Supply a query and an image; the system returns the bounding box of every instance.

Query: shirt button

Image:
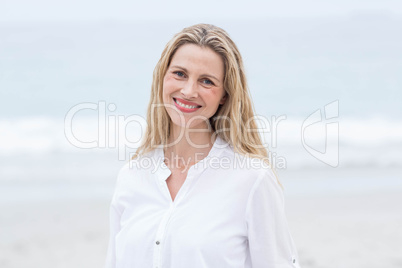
[156,241,160,245]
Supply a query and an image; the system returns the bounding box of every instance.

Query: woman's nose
[180,79,198,99]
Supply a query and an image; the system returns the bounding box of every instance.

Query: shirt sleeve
[104,166,126,268]
[245,168,301,268]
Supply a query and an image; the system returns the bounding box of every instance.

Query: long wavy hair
[132,23,278,182]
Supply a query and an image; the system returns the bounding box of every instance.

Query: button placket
[152,203,175,268]
[151,148,214,268]
[291,255,298,266]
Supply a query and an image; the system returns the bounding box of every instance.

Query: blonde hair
[132,23,278,183]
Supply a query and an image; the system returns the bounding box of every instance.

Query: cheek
[162,84,172,103]
[204,90,224,106]
[163,76,177,93]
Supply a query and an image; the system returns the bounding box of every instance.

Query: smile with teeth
[174,98,201,109]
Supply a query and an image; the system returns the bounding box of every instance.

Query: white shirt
[105,136,300,268]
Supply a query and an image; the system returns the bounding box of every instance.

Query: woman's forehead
[169,44,224,77]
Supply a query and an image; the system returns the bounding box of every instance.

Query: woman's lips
[174,98,201,107]
[173,98,202,113]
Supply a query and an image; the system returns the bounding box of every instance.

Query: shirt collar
[153,135,230,181]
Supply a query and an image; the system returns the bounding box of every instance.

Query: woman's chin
[170,119,212,131]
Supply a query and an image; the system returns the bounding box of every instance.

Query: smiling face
[162,43,226,131]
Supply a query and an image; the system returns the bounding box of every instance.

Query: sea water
[0,18,401,200]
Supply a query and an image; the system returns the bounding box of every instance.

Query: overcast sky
[1,0,401,21]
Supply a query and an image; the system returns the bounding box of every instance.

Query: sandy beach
[1,160,401,268]
[286,192,402,268]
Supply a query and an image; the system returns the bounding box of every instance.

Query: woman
[105,23,300,268]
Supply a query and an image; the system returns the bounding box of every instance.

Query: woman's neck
[164,125,216,170]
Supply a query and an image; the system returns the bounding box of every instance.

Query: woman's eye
[202,79,214,85]
[174,71,185,77]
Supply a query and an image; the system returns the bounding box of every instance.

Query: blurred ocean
[1,16,402,181]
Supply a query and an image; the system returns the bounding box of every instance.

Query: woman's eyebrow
[170,65,220,83]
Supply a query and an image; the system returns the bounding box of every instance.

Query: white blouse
[105,136,300,268]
